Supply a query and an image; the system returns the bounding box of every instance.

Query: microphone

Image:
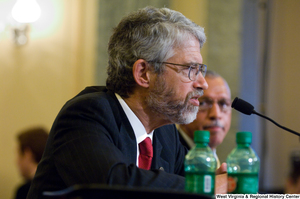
[232,97,300,137]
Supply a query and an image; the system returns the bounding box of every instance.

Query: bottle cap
[236,131,252,144]
[194,130,210,143]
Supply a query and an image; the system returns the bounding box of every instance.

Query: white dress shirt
[116,94,153,167]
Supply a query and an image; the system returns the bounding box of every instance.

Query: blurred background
[0,0,299,198]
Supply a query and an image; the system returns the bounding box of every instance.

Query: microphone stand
[252,110,300,137]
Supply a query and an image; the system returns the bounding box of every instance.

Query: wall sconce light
[11,0,41,46]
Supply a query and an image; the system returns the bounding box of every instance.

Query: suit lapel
[107,89,137,165]
[119,123,137,165]
[151,130,170,172]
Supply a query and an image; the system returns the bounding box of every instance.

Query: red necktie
[138,137,153,170]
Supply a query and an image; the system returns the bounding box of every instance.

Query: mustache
[173,89,204,109]
[204,120,224,129]
[187,89,204,100]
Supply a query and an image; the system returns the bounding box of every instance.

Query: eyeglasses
[154,62,207,81]
[199,98,231,112]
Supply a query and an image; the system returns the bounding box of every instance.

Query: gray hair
[106,6,206,98]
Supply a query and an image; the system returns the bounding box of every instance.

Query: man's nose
[193,73,208,90]
[208,102,222,119]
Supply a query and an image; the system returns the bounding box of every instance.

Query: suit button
[159,167,164,171]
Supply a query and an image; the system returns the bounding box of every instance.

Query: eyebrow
[199,97,231,101]
[199,97,211,100]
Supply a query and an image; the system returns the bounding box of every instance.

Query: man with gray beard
[27,7,225,199]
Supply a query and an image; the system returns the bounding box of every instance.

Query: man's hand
[215,162,227,194]
[216,162,227,175]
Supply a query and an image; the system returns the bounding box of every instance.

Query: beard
[146,75,203,124]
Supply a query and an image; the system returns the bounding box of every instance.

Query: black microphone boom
[231,97,300,137]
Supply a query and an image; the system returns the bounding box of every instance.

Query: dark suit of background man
[26,6,224,199]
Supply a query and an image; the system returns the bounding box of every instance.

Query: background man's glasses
[199,98,231,112]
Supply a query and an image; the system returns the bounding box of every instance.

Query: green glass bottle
[227,132,260,193]
[185,130,216,196]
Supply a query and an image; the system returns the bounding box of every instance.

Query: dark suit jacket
[27,86,187,199]
[178,130,192,150]
[14,181,31,199]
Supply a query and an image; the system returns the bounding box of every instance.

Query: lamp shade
[11,0,41,23]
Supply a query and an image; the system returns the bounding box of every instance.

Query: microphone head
[231,97,254,115]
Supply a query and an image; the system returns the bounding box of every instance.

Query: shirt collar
[177,126,195,148]
[115,93,153,144]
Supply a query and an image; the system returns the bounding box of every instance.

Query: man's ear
[132,59,151,88]
[23,148,35,162]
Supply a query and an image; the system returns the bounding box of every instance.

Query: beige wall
[170,0,209,62]
[0,1,97,198]
[263,0,300,190]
